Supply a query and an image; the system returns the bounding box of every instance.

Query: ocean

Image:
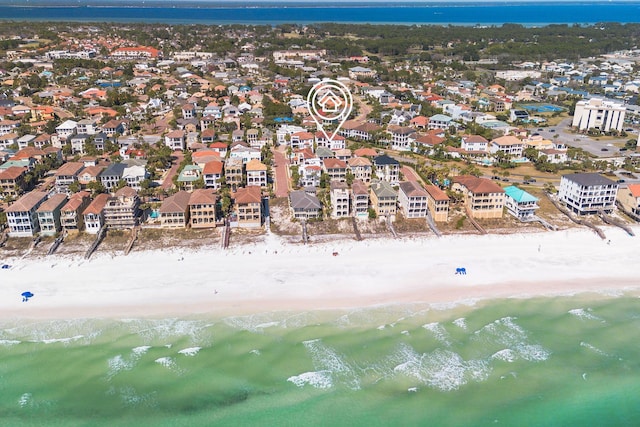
[2,294,640,426]
[0,2,640,25]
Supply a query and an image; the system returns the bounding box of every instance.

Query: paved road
[401,165,425,185]
[161,151,184,190]
[272,146,290,198]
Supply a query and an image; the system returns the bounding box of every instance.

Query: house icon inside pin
[317,89,343,113]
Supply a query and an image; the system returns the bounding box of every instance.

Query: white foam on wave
[154,357,175,368]
[569,308,604,322]
[250,349,261,355]
[0,339,20,346]
[422,322,451,346]
[491,349,517,363]
[473,317,550,362]
[18,393,32,408]
[40,335,85,344]
[132,345,151,356]
[107,355,135,380]
[391,343,491,392]
[178,347,201,356]
[287,370,333,389]
[580,341,610,357]
[452,318,467,330]
[302,339,360,390]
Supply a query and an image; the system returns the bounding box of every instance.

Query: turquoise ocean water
[2,294,640,426]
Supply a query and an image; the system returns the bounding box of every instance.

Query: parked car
[601,148,609,151]
[529,178,537,182]
[617,179,626,183]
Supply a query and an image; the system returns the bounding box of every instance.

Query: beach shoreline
[1,226,637,320]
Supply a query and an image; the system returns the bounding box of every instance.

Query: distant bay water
[0,2,640,25]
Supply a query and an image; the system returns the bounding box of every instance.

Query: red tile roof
[83,193,110,215]
[453,175,505,194]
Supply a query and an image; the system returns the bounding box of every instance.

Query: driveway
[272,146,290,198]
[161,151,184,190]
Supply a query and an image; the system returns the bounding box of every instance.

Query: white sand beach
[1,226,638,319]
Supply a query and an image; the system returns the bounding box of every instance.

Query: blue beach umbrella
[21,291,34,300]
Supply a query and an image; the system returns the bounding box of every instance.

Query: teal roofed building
[177,164,202,191]
[504,185,539,219]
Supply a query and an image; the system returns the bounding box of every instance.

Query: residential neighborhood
[1,21,640,257]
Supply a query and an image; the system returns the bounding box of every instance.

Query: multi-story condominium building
[330,181,350,218]
[398,181,428,218]
[370,180,398,217]
[558,173,618,215]
[452,175,505,219]
[159,191,191,229]
[351,179,370,218]
[60,191,91,233]
[373,154,400,185]
[37,193,68,236]
[489,135,524,158]
[424,184,450,222]
[504,185,540,219]
[233,186,262,228]
[104,187,140,229]
[245,159,268,188]
[5,191,48,237]
[572,98,626,132]
[83,193,110,234]
[189,189,218,229]
[55,162,84,194]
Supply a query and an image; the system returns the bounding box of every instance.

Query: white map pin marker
[307,79,353,144]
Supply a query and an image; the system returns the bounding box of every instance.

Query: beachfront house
[104,186,140,229]
[60,191,91,233]
[159,190,191,229]
[37,193,68,236]
[351,179,370,218]
[617,183,640,218]
[330,181,350,218]
[398,181,428,218]
[83,193,110,234]
[558,173,618,215]
[233,186,262,228]
[452,175,505,219]
[5,191,48,237]
[370,180,398,218]
[504,185,539,220]
[290,190,322,220]
[424,184,450,222]
[189,188,219,229]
